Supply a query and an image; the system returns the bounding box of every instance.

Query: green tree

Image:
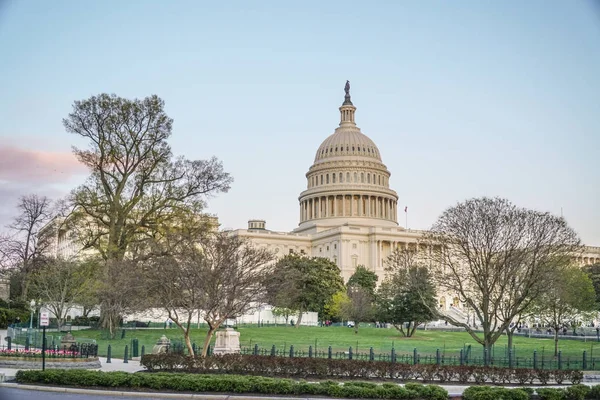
[376,249,437,337]
[532,265,597,356]
[322,291,348,322]
[62,94,232,337]
[342,266,378,333]
[346,265,378,295]
[583,263,600,307]
[267,255,344,328]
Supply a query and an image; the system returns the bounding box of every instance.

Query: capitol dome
[296,82,400,233]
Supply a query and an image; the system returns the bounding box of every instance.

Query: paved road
[0,387,169,400]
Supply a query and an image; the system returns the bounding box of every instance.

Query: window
[326,174,329,184]
[352,257,358,268]
[367,174,370,183]
[332,174,336,183]
[361,173,364,183]
[334,243,337,250]
[300,249,305,254]
[354,172,357,182]
[289,249,294,254]
[339,173,343,182]
[352,243,357,249]
[311,176,314,186]
[379,175,381,185]
[320,175,323,184]
[346,172,350,182]
[326,246,329,251]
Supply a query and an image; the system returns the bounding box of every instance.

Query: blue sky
[0,0,599,245]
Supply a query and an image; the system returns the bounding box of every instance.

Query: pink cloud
[0,144,87,183]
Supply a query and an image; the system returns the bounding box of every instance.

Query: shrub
[537,388,565,400]
[462,386,530,400]
[15,369,448,399]
[564,384,589,400]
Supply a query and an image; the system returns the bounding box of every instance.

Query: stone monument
[60,332,77,351]
[213,327,240,355]
[152,335,171,354]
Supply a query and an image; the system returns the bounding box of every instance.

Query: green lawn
[69,325,600,364]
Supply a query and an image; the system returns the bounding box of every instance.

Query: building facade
[230,83,600,312]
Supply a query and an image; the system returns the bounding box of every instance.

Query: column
[333,195,337,216]
[378,240,383,270]
[342,195,346,216]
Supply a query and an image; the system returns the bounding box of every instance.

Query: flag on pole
[404,206,407,213]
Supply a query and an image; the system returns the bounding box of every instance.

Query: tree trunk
[483,340,493,365]
[184,329,194,357]
[354,322,359,334]
[393,324,406,337]
[409,322,418,337]
[201,326,216,357]
[295,310,303,329]
[506,328,514,350]
[554,328,559,357]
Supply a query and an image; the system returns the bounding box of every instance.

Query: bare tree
[1,195,54,300]
[424,197,580,363]
[28,258,99,331]
[62,94,232,334]
[199,233,275,357]
[342,286,374,334]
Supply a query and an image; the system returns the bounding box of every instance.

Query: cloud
[0,144,87,183]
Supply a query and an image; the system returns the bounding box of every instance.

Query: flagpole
[404,206,408,229]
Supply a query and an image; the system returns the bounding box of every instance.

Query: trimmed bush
[462,386,530,400]
[140,353,583,385]
[15,369,448,399]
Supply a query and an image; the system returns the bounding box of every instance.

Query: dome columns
[299,194,398,223]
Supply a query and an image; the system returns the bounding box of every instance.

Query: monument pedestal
[213,328,240,355]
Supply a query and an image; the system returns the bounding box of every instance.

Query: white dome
[314,128,382,163]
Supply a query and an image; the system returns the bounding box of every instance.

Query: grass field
[66,325,600,363]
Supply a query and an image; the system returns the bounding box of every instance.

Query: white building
[230,83,600,313]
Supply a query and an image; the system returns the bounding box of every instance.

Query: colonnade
[580,256,600,266]
[299,194,397,223]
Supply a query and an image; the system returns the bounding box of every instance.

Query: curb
[0,382,465,399]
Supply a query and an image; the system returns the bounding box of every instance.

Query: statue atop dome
[343,80,353,105]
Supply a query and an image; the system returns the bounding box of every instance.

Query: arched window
[332,174,336,183]
[326,174,329,184]
[339,173,343,183]
[361,173,364,183]
[353,172,357,182]
[346,172,350,182]
[367,174,371,183]
[379,175,381,185]
[320,175,323,185]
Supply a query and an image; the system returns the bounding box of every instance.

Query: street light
[28,299,36,348]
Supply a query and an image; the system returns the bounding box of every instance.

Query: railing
[0,342,98,359]
[229,344,600,371]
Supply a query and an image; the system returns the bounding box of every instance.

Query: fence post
[140,345,145,359]
[533,350,538,370]
[558,351,562,370]
[271,345,276,356]
[459,349,464,366]
[328,346,332,359]
[192,343,197,355]
[391,348,396,363]
[436,349,441,365]
[106,344,112,363]
[25,336,29,351]
[349,347,353,360]
[309,345,313,358]
[508,348,512,368]
[583,351,588,370]
[413,348,418,365]
[254,344,259,355]
[289,345,294,358]
[369,347,374,361]
[207,345,211,356]
[6,336,10,351]
[124,345,129,363]
[484,348,488,366]
[132,339,139,358]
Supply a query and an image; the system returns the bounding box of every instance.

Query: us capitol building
[230,82,600,302]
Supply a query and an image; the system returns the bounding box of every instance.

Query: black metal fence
[0,340,98,359]
[231,344,600,371]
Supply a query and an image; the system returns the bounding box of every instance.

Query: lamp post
[28,299,36,348]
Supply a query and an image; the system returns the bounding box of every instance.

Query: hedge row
[140,353,584,385]
[15,369,448,399]
[463,385,600,400]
